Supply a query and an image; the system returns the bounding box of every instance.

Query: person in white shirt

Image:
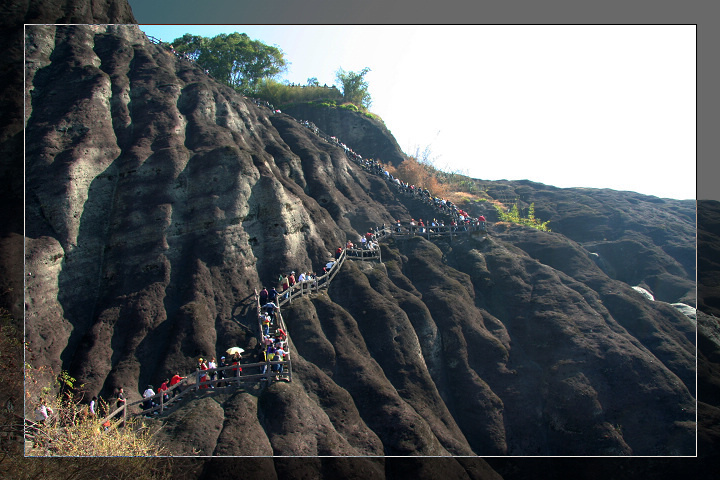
[143,385,156,412]
[208,357,217,386]
[34,400,53,423]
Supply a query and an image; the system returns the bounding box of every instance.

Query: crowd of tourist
[256,288,290,377]
[345,233,381,258]
[290,117,490,234]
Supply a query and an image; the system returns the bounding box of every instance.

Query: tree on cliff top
[336,67,372,109]
[171,32,287,93]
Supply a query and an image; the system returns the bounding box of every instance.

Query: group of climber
[393,214,486,235]
[345,231,380,256]
[294,116,491,232]
[389,180,488,231]
[139,351,251,415]
[257,290,290,377]
[197,354,244,388]
[140,372,188,414]
[276,271,319,297]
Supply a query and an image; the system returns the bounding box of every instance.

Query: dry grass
[24,352,166,457]
[27,410,166,457]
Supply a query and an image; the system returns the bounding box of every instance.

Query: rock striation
[23,23,697,459]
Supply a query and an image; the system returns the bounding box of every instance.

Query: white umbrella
[226,347,244,355]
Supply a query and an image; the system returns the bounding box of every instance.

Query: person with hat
[198,358,209,389]
[261,312,271,335]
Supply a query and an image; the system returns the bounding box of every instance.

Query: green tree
[172,32,287,93]
[335,67,372,109]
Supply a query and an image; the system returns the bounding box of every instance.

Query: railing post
[195,370,200,391]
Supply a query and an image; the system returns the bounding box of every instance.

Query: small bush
[338,102,359,112]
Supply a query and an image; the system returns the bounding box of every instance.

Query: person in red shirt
[158,379,169,402]
[169,373,185,397]
[231,352,242,377]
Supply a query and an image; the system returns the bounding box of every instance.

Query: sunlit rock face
[23,23,696,458]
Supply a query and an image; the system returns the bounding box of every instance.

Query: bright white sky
[139,25,696,200]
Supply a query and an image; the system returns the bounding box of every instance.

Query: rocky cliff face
[23,24,697,459]
[281,102,407,167]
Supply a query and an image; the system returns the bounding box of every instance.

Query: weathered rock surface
[21,23,698,461]
[281,103,407,167]
[696,200,720,468]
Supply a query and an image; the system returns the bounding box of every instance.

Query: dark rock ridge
[24,24,696,457]
[697,201,720,466]
[281,102,407,168]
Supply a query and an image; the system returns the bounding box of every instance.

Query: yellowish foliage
[24,360,166,457]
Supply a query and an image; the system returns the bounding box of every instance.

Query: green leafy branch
[494,202,551,231]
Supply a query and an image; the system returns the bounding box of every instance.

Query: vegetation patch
[494,202,551,231]
[338,102,360,112]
